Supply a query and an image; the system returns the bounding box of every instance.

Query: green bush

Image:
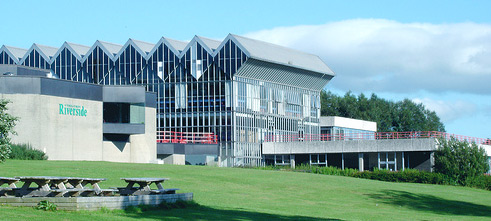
[9,143,47,160]
[464,175,491,191]
[434,137,488,185]
[354,169,450,185]
[311,166,358,177]
[0,143,11,163]
[0,99,18,163]
[36,200,57,211]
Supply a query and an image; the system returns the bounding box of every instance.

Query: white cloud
[245,19,491,95]
[412,98,477,123]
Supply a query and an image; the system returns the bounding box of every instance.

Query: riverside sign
[59,104,87,117]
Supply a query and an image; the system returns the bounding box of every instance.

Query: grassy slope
[1,160,491,220]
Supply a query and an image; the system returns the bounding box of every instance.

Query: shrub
[464,175,491,191]
[36,200,57,211]
[434,137,488,185]
[0,143,11,163]
[0,99,18,163]
[9,143,47,160]
[353,169,450,185]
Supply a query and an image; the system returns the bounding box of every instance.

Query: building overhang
[262,138,438,155]
[103,123,145,135]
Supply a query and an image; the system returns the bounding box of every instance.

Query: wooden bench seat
[150,188,179,194]
[0,187,15,197]
[95,189,116,196]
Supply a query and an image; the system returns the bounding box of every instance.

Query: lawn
[1,160,491,220]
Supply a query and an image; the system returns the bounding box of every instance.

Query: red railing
[157,131,218,144]
[265,131,491,145]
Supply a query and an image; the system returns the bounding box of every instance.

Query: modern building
[0,65,156,163]
[263,116,437,171]
[5,35,487,171]
[1,34,335,167]
[263,116,491,172]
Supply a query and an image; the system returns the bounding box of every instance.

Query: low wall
[0,193,193,211]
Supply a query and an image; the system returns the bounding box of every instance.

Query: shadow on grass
[366,190,491,217]
[121,203,341,221]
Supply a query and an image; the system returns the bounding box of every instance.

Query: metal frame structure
[2,34,335,167]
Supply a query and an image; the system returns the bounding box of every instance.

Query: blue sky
[1,0,490,138]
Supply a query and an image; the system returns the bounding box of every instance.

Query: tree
[0,99,17,162]
[320,90,445,132]
[434,137,488,185]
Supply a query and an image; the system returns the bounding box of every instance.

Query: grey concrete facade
[1,75,156,163]
[262,138,438,155]
[262,138,438,171]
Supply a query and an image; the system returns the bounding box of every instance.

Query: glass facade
[232,76,320,166]
[3,35,332,167]
[21,49,51,70]
[321,126,376,141]
[0,51,15,65]
[83,46,115,84]
[51,47,85,81]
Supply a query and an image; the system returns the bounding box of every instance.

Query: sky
[1,0,490,138]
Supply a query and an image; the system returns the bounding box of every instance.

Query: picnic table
[15,176,69,197]
[10,176,113,197]
[0,177,20,197]
[118,178,179,196]
[64,177,114,196]
[0,177,19,188]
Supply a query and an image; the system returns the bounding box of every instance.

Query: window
[103,102,145,124]
[379,152,397,171]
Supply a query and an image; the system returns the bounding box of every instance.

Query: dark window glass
[103,103,130,123]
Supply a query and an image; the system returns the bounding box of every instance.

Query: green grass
[1,160,491,220]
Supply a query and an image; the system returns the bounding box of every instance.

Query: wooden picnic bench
[0,177,19,188]
[64,177,114,196]
[0,177,20,197]
[14,176,69,197]
[118,178,179,196]
[11,176,113,197]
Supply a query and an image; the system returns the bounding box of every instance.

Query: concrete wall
[161,154,185,165]
[92,107,156,163]
[129,106,156,163]
[2,93,156,163]
[0,193,193,211]
[3,93,103,161]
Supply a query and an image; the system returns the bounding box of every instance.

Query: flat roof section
[320,116,377,132]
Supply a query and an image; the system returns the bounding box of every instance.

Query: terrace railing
[156,131,218,144]
[265,131,491,145]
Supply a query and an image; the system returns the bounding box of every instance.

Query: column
[290,154,295,169]
[358,153,364,171]
[430,152,435,172]
[341,153,345,170]
[402,152,405,171]
[377,153,380,169]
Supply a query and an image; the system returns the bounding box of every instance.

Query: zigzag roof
[0,45,28,63]
[51,42,91,62]
[3,34,335,77]
[19,43,58,64]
